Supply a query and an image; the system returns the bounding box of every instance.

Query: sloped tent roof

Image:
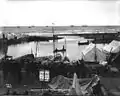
[82,43,106,62]
[103,40,120,53]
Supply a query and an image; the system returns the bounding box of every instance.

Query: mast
[52,23,55,58]
[35,42,38,57]
[31,48,33,54]
[64,36,67,57]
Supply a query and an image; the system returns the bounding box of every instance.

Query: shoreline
[0,36,63,46]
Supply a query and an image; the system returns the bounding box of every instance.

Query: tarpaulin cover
[48,74,93,95]
[48,75,72,89]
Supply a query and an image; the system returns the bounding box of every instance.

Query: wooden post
[0,70,4,87]
[94,38,97,62]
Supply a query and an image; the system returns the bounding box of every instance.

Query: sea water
[0,36,105,61]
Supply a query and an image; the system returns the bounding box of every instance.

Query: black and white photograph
[0,0,120,95]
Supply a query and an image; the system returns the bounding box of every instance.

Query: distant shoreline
[0,36,63,46]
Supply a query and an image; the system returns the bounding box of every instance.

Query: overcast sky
[0,0,120,26]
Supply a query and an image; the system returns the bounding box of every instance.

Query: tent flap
[103,40,120,53]
[82,43,106,62]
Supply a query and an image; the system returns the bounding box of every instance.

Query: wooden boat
[53,46,66,53]
[78,40,89,45]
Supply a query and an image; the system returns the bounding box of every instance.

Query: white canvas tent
[0,31,3,38]
[103,40,120,53]
[82,43,106,62]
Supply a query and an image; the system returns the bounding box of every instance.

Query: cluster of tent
[81,40,120,64]
[1,40,120,87]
